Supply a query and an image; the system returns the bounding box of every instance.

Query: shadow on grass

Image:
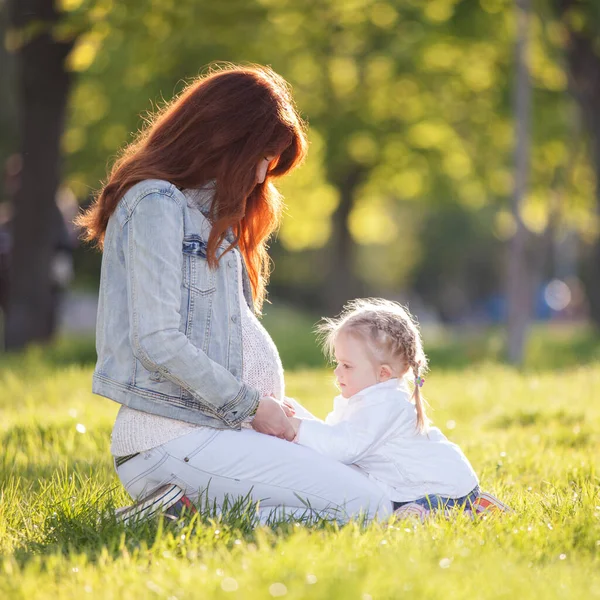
[0,423,113,486]
[489,409,585,429]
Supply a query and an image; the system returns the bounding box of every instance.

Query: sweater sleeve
[296,399,406,464]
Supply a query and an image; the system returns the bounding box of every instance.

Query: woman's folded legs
[115,426,392,524]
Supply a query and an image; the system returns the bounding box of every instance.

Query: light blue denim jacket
[92,179,260,429]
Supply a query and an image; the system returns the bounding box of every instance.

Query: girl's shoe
[472,491,511,514]
[115,484,197,525]
[393,502,430,522]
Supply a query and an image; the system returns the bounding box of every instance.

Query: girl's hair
[76,64,308,312]
[317,298,429,432]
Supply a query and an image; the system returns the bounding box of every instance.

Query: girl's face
[333,332,380,398]
[256,155,277,184]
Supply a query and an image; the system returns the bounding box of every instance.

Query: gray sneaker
[115,485,197,525]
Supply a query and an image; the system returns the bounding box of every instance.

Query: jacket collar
[181,181,254,311]
[184,180,238,245]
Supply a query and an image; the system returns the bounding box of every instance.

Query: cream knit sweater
[110,249,284,456]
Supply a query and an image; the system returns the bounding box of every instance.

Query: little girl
[289,298,508,518]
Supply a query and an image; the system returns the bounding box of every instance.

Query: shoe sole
[115,484,186,526]
[393,503,430,521]
[472,492,511,514]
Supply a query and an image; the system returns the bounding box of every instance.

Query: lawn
[0,326,599,599]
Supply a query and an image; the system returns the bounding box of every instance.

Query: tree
[507,0,533,364]
[556,0,600,327]
[4,0,74,349]
[0,2,17,172]
[10,0,595,337]
[3,0,277,348]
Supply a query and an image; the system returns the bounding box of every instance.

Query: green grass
[0,330,599,599]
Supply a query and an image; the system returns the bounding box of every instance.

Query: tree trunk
[5,0,74,350]
[506,0,533,365]
[324,167,364,314]
[0,8,18,165]
[557,1,600,328]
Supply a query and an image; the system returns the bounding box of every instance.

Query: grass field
[0,326,599,599]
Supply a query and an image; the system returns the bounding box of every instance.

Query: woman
[78,65,392,524]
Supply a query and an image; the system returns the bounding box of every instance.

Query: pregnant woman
[77,65,392,524]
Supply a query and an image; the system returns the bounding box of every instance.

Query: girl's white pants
[114,399,392,523]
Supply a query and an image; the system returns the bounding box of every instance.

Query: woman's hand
[251,397,296,441]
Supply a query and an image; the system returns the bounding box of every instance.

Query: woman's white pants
[114,400,392,523]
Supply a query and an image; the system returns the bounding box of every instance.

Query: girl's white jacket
[296,378,478,502]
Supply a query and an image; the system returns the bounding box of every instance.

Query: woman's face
[256,155,276,184]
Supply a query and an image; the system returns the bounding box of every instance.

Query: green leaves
[57,0,597,300]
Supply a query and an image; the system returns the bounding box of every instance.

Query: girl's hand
[281,397,296,417]
[288,416,302,439]
[263,395,296,416]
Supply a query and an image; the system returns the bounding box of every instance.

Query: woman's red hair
[76,64,308,311]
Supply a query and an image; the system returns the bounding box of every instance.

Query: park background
[0,1,599,599]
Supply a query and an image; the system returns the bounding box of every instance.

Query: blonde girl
[289,298,509,517]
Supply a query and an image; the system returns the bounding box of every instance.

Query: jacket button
[228,259,235,268]
[231,315,238,324]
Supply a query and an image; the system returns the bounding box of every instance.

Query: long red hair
[76,64,308,311]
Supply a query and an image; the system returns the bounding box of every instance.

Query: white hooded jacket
[296,378,478,502]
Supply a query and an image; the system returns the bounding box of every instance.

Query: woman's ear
[378,364,394,382]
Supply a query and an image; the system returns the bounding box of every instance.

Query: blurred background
[1,0,599,369]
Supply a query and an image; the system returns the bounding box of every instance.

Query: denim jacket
[92,179,260,429]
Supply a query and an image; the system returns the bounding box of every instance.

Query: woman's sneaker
[472,491,511,514]
[115,485,197,526]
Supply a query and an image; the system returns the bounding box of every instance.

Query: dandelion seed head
[146,581,163,594]
[269,582,287,597]
[221,577,238,592]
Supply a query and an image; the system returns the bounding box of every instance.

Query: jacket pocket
[182,235,216,295]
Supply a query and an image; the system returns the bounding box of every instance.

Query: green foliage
[52,0,598,309]
[0,334,599,598]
